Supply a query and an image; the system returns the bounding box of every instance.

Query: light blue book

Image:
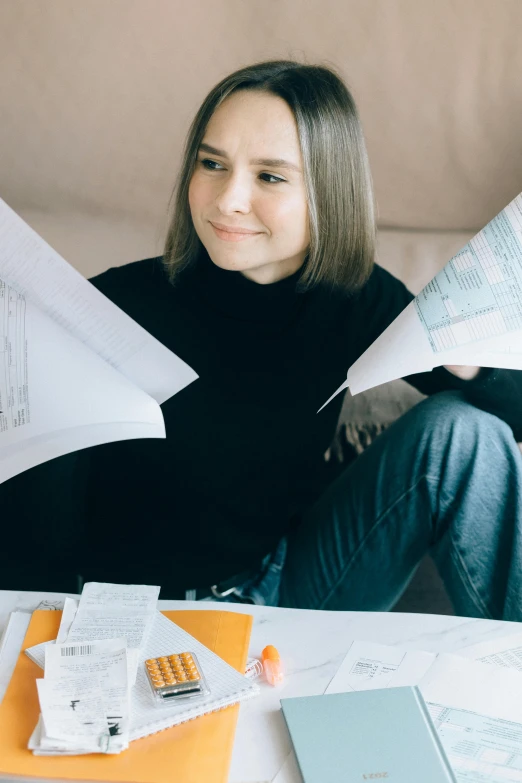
[281,686,456,783]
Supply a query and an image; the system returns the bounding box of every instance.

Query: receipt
[324,640,435,694]
[67,582,159,649]
[31,639,130,755]
[36,676,110,753]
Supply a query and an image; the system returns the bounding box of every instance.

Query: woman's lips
[210,223,262,242]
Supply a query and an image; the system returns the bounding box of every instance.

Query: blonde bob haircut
[164,59,376,292]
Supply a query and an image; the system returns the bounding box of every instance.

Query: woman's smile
[210,221,263,242]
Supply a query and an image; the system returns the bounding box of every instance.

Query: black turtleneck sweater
[2,251,522,593]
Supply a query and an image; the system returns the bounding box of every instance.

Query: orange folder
[0,609,253,783]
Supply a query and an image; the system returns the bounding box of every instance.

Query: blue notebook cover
[281,686,456,783]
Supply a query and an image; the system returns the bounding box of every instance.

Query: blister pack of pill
[144,652,210,703]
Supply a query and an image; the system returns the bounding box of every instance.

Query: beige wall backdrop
[1,0,521,282]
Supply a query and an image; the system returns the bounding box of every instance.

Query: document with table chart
[0,198,198,484]
[319,192,522,409]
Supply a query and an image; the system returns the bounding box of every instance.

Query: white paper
[31,638,130,755]
[0,280,168,483]
[0,612,31,704]
[457,633,522,672]
[67,582,159,650]
[324,640,436,694]
[65,582,159,687]
[37,675,109,746]
[419,653,522,782]
[0,198,197,403]
[0,199,199,483]
[320,192,522,407]
[56,598,79,644]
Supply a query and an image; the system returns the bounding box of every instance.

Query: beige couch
[2,0,521,611]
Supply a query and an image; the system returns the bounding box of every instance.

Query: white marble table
[1,590,521,783]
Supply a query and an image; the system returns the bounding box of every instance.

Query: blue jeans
[203,392,522,620]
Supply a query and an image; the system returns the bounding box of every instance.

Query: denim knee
[406,390,516,450]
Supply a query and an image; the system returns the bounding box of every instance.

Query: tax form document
[0,198,198,483]
[419,654,522,783]
[320,192,522,407]
[457,633,522,672]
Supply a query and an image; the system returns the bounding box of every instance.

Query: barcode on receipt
[60,645,94,657]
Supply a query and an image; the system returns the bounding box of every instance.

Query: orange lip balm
[261,645,284,686]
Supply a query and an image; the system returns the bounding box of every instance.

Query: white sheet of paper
[0,197,197,404]
[419,653,522,782]
[319,192,522,407]
[66,583,159,652]
[56,598,79,644]
[457,633,522,673]
[36,675,109,746]
[324,640,436,694]
[0,285,168,483]
[32,640,130,755]
[0,612,31,705]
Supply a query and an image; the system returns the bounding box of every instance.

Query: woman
[4,60,522,617]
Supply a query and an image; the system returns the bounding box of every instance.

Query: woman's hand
[443,365,481,381]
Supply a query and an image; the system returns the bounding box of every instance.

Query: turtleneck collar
[186,246,305,324]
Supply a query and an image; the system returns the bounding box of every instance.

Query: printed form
[420,654,522,783]
[0,198,198,483]
[0,281,28,436]
[319,192,522,408]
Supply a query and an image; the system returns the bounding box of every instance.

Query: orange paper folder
[0,609,253,783]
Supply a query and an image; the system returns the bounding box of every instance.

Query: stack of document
[0,600,256,783]
[27,582,160,755]
[30,638,130,755]
[22,582,259,749]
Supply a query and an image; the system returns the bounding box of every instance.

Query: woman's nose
[214,172,252,214]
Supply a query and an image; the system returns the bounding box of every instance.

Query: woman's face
[188,91,310,285]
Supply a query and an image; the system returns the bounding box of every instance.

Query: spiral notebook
[0,608,256,783]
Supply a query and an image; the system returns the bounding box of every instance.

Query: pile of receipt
[28,583,160,755]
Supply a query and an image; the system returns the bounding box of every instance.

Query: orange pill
[145,659,158,666]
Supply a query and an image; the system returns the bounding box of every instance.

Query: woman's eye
[260,173,285,184]
[200,158,223,170]
[198,159,284,184]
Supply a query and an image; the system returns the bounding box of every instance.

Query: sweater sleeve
[361,265,522,442]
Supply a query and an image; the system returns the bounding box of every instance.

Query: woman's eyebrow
[198,142,301,172]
